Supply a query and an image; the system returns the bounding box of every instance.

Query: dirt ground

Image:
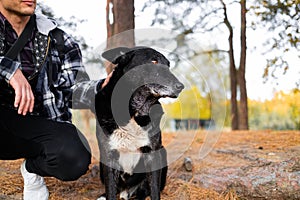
[0,130,299,200]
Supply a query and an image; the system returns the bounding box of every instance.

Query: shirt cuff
[0,57,21,83]
[95,79,105,93]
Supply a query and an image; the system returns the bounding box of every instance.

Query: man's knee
[55,143,91,181]
[62,151,91,181]
[44,130,91,181]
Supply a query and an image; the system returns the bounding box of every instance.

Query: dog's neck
[130,89,164,127]
[100,68,124,96]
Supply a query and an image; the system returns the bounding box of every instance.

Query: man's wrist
[0,57,21,83]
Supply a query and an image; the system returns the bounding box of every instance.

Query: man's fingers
[10,69,35,115]
[16,84,34,115]
[29,90,34,113]
[17,87,27,115]
[22,89,32,115]
[14,87,21,108]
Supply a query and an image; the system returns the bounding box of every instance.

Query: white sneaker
[21,160,49,200]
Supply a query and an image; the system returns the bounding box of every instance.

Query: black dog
[95,47,184,200]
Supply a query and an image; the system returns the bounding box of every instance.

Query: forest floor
[0,130,299,200]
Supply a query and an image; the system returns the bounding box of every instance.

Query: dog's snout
[175,82,184,92]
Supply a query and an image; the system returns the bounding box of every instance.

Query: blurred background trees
[251,0,299,82]
[140,0,299,130]
[248,89,300,130]
[40,0,300,131]
[105,0,135,73]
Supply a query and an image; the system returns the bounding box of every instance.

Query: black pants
[0,106,91,181]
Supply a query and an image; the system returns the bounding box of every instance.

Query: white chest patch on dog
[109,119,150,174]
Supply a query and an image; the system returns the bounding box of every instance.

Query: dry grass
[0,130,299,199]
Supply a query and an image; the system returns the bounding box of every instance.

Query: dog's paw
[120,190,129,200]
[97,196,106,200]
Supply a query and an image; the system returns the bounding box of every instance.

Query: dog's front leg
[145,152,161,200]
[103,164,118,200]
[103,150,120,200]
[148,169,161,200]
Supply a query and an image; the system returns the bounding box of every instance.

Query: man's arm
[9,69,34,115]
[71,72,112,112]
[0,56,34,115]
[55,31,112,112]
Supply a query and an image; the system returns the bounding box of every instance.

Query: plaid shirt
[0,13,103,122]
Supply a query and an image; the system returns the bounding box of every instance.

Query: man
[0,0,109,199]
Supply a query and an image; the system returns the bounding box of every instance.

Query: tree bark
[238,0,249,130]
[220,0,239,130]
[105,0,135,73]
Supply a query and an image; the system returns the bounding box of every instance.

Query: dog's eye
[151,60,158,64]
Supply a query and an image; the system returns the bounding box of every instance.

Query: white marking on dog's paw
[97,197,106,200]
[120,190,129,200]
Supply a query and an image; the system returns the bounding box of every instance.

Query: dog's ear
[102,47,131,64]
[112,51,135,66]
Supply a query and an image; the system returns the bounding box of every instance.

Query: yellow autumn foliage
[248,89,300,130]
[162,85,211,119]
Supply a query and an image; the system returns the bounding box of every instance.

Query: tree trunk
[238,0,249,130]
[229,33,239,130]
[105,0,135,73]
[220,0,239,130]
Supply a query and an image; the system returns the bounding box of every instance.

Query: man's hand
[101,70,114,89]
[9,69,34,115]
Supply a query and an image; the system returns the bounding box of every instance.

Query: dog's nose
[175,82,184,92]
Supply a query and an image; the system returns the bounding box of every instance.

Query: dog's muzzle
[174,82,184,96]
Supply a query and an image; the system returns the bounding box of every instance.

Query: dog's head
[101,47,184,126]
[102,47,184,99]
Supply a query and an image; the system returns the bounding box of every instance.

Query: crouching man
[0,0,109,199]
